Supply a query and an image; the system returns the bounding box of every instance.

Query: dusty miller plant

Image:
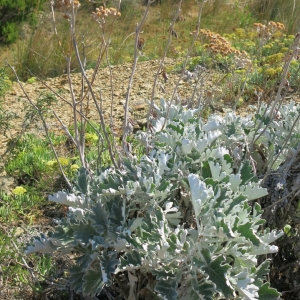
[25,99,289,300]
[16,1,300,299]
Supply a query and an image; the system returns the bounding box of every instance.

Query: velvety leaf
[82,268,104,296]
[75,167,89,194]
[240,161,257,185]
[69,265,85,293]
[99,251,119,286]
[235,222,262,247]
[155,276,178,300]
[253,260,271,287]
[258,282,281,300]
[51,225,75,246]
[196,249,235,298]
[120,249,143,269]
[224,193,247,215]
[72,222,98,245]
[191,277,216,300]
[152,266,177,279]
[90,203,109,233]
[167,123,184,135]
[242,182,268,201]
[74,244,94,269]
[110,197,126,227]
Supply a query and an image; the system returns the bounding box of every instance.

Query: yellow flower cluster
[12,186,27,196]
[45,157,70,169]
[71,164,80,172]
[85,133,99,143]
[263,67,283,79]
[91,6,121,21]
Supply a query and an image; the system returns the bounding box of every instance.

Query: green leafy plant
[0,0,47,44]
[0,224,66,299]
[0,189,41,224]
[25,99,292,299]
[5,134,55,183]
[0,67,16,136]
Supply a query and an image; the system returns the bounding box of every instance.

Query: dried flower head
[91,6,121,22]
[200,28,252,69]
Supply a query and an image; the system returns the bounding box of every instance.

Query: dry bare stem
[146,0,183,136]
[122,0,151,153]
[7,63,72,189]
[161,0,207,130]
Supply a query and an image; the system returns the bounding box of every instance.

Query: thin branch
[7,62,72,189]
[122,0,151,152]
[146,0,183,135]
[250,33,300,150]
[161,0,206,130]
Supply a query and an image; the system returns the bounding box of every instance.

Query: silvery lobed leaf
[250,244,279,256]
[152,117,165,132]
[157,152,172,175]
[231,269,259,300]
[260,230,284,244]
[82,267,104,296]
[25,234,57,254]
[155,276,178,300]
[196,137,209,153]
[203,115,224,131]
[99,251,119,286]
[208,160,226,181]
[114,238,127,252]
[258,282,281,300]
[69,265,85,293]
[182,138,194,154]
[229,173,242,191]
[207,129,222,144]
[194,249,235,298]
[188,174,214,216]
[68,207,85,221]
[241,182,268,200]
[48,191,87,208]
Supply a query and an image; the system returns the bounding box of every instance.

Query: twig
[146,0,183,137]
[250,33,300,151]
[7,63,72,189]
[161,0,206,130]
[122,0,151,152]
[69,10,118,169]
[10,239,37,282]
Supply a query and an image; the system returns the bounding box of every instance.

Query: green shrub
[0,0,47,44]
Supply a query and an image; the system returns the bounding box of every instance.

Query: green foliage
[24,99,300,299]
[0,67,15,136]
[178,22,300,103]
[5,134,55,183]
[0,189,42,223]
[0,224,67,298]
[0,0,47,44]
[250,0,300,33]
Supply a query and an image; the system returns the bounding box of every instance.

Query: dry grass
[1,0,300,80]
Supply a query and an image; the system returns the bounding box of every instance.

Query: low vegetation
[1,0,300,299]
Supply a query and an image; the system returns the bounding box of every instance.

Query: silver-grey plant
[24,99,300,299]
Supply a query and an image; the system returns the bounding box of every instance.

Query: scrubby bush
[3,0,299,298]
[25,99,293,299]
